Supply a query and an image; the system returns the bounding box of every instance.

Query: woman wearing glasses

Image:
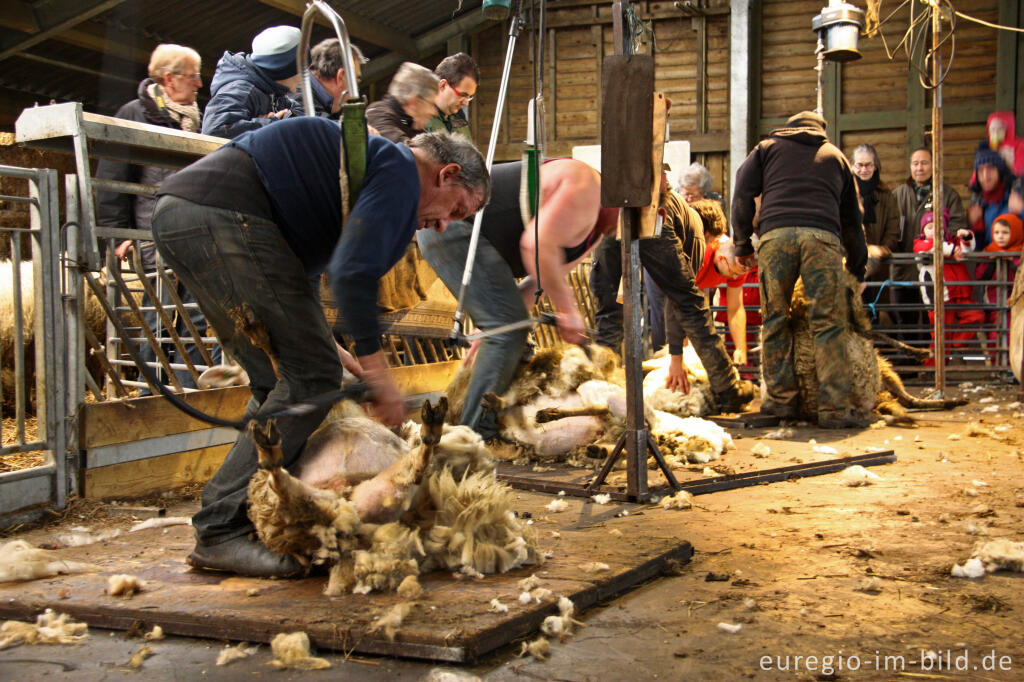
[850,144,901,283]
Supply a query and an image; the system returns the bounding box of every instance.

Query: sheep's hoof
[481,392,505,413]
[586,444,608,460]
[534,407,563,424]
[251,419,282,468]
[420,397,447,444]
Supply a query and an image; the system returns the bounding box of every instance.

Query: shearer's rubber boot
[187,534,303,578]
[714,379,756,413]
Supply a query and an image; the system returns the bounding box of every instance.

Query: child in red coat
[974,213,1022,356]
[914,210,985,357]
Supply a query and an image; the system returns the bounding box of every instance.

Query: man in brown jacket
[891,146,966,342]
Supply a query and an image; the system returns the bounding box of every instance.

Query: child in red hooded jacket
[914,209,986,358]
[975,213,1023,356]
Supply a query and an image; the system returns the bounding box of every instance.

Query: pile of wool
[971,539,1024,573]
[334,467,541,595]
[0,540,98,582]
[268,631,330,670]
[651,411,733,464]
[540,597,583,641]
[216,642,258,666]
[642,346,713,417]
[840,465,882,487]
[0,609,88,649]
[369,603,413,641]
[107,574,145,598]
[659,490,694,510]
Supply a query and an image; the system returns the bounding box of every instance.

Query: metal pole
[449,6,524,338]
[299,0,360,117]
[931,3,946,393]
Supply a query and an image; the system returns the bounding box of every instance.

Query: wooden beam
[83,443,230,499]
[1,1,39,34]
[54,23,214,81]
[996,0,1018,112]
[361,8,505,84]
[13,52,139,86]
[256,0,416,56]
[80,386,250,449]
[0,0,129,63]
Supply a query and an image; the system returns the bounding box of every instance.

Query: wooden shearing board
[0,500,692,663]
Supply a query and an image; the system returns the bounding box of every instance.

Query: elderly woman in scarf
[850,144,901,284]
[96,43,217,392]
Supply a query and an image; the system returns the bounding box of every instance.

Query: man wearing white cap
[202,25,304,139]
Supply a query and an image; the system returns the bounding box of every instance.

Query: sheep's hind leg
[535,405,610,423]
[411,397,447,482]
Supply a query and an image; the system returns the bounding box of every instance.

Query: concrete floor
[2,382,1024,681]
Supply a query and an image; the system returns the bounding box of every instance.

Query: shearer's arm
[518,161,602,344]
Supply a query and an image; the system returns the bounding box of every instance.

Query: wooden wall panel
[941,0,999,108]
[943,122,989,201]
[841,1,911,113]
[760,0,822,120]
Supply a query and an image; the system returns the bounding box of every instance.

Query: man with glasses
[425,53,479,141]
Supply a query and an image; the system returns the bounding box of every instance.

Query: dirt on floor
[1,382,1023,680]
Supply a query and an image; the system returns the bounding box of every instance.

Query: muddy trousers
[417,221,530,436]
[757,227,851,419]
[152,195,343,545]
[589,234,739,395]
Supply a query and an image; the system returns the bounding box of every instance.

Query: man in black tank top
[418,158,616,436]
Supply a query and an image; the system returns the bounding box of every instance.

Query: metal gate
[0,164,69,524]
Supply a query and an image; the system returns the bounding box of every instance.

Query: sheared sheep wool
[268,632,331,670]
[0,540,98,583]
[840,465,882,487]
[369,603,412,642]
[642,347,713,417]
[659,490,694,510]
[0,610,88,649]
[972,539,1024,573]
[216,642,258,666]
[519,636,551,660]
[652,411,733,464]
[107,574,145,598]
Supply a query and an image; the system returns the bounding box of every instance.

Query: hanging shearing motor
[812,0,866,62]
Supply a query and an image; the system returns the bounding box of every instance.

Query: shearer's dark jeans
[151,195,343,545]
[417,220,530,435]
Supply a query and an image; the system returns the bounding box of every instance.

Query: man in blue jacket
[152,121,490,577]
[201,25,303,139]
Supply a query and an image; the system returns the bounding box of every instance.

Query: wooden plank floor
[0,493,691,663]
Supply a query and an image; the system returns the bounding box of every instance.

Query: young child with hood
[914,209,986,359]
[975,213,1022,355]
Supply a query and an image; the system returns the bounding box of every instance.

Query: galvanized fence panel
[0,164,68,522]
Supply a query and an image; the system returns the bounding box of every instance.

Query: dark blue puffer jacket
[201,52,295,139]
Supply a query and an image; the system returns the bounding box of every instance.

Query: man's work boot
[187,533,304,578]
[714,380,756,413]
[817,412,875,430]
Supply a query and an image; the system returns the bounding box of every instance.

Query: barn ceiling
[0,0,494,129]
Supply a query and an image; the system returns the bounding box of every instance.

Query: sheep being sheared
[247,397,540,595]
[772,272,967,424]
[453,345,732,465]
[641,345,715,417]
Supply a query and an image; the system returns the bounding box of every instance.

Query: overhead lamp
[812,0,865,63]
[482,0,512,20]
